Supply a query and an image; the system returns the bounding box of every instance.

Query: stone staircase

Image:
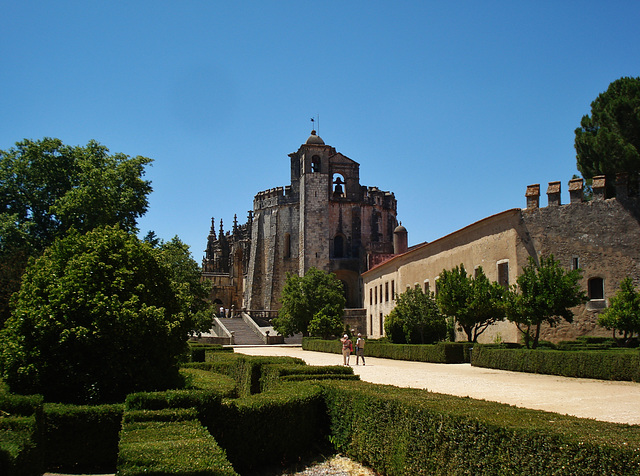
[222,317,264,345]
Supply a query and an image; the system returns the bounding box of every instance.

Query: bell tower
[296,130,334,273]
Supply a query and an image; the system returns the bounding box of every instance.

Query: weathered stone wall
[521,195,640,341]
[363,178,640,343]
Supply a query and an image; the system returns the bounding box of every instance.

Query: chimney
[592,175,606,201]
[547,181,561,206]
[525,184,540,209]
[569,178,584,204]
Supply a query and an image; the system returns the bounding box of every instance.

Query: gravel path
[235,345,640,425]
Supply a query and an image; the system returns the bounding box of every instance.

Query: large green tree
[155,236,213,335]
[273,267,346,338]
[598,277,640,346]
[505,255,587,349]
[0,138,153,325]
[436,265,505,342]
[0,226,190,404]
[575,77,640,185]
[384,286,446,344]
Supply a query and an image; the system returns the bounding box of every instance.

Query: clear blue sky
[2,1,639,261]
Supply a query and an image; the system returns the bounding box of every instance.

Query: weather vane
[310,115,319,133]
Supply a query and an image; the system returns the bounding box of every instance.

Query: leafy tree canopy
[154,236,213,335]
[0,226,191,403]
[505,255,587,349]
[385,286,446,344]
[0,138,153,326]
[273,267,346,338]
[598,277,640,346]
[436,265,505,342]
[575,77,640,183]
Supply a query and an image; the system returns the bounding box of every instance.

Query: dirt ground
[235,345,640,425]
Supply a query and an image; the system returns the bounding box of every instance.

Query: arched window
[334,235,344,258]
[311,155,321,173]
[332,173,346,197]
[588,277,604,300]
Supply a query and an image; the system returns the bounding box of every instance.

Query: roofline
[362,208,522,276]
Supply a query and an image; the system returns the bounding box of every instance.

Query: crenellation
[546,181,561,206]
[569,178,583,204]
[525,184,540,209]
[592,175,606,200]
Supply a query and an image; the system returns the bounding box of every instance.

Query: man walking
[355,333,365,365]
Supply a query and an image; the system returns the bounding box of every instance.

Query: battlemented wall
[363,174,640,343]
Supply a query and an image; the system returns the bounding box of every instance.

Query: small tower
[393,222,408,254]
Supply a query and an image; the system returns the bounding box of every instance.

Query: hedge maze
[1,346,639,475]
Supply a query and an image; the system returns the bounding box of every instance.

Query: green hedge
[180,367,238,397]
[260,363,357,392]
[322,380,640,475]
[123,407,199,423]
[472,346,640,382]
[210,382,326,473]
[118,418,238,476]
[303,338,472,363]
[0,393,43,476]
[126,388,223,431]
[187,342,233,362]
[42,402,123,473]
[204,352,305,396]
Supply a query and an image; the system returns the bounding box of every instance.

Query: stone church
[202,130,404,312]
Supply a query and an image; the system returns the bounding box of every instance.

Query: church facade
[202,131,401,311]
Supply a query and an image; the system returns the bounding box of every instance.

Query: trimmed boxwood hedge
[210,381,327,473]
[4,352,640,475]
[303,338,472,363]
[259,363,357,392]
[42,402,123,473]
[472,345,640,382]
[118,418,238,476]
[0,393,43,476]
[321,380,640,476]
[180,367,238,397]
[204,352,305,396]
[187,342,233,362]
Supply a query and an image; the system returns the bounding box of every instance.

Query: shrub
[303,338,471,363]
[42,403,123,473]
[321,380,640,475]
[180,367,237,398]
[117,419,237,476]
[472,346,640,382]
[205,353,305,396]
[187,343,233,363]
[0,393,43,476]
[0,226,191,404]
[211,382,326,473]
[260,363,356,392]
